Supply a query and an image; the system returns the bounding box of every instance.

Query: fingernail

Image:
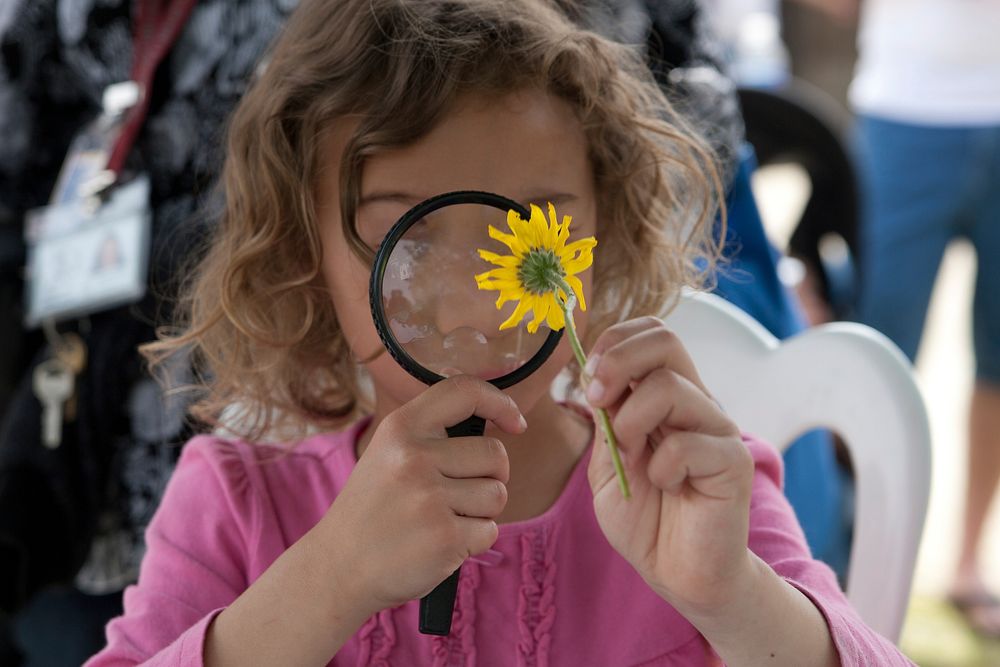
[586,378,605,403]
[584,354,601,378]
[518,414,528,431]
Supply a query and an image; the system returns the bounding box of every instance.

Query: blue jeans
[855,115,1000,383]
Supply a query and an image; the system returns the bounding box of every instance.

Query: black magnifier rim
[368,190,563,389]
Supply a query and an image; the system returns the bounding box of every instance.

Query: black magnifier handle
[419,414,487,635]
[444,414,487,438]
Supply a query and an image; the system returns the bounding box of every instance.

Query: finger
[456,516,500,556]
[403,375,526,437]
[587,407,654,494]
[432,436,510,484]
[586,316,664,359]
[584,320,710,409]
[646,432,753,500]
[443,477,509,519]
[611,368,737,462]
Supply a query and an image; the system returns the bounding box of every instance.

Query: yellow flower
[474,201,629,499]
[474,203,596,333]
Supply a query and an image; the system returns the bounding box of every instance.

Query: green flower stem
[554,278,631,500]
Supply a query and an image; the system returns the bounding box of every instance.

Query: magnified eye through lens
[379,202,549,381]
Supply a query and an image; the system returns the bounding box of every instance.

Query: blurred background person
[704,0,1000,654]
[0,1,298,664]
[849,0,1000,640]
[701,0,861,330]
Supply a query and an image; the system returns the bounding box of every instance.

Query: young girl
[87,0,913,665]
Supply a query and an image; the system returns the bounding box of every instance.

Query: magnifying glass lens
[380,203,548,381]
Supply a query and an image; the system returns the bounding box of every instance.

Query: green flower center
[518,248,565,295]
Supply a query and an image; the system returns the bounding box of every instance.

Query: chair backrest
[661,290,931,642]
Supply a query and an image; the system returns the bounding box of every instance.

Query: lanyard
[105,0,199,176]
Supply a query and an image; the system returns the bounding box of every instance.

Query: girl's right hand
[323,375,526,613]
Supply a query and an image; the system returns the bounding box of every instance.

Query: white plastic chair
[661,290,931,643]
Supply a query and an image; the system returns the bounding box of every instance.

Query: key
[33,359,74,449]
[54,333,87,422]
[55,333,87,375]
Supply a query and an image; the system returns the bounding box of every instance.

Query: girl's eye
[367,217,430,251]
[359,219,395,249]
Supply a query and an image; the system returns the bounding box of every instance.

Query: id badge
[24,176,151,327]
[49,82,139,206]
[48,138,113,207]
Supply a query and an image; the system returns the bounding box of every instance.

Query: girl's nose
[424,208,514,335]
[432,258,508,336]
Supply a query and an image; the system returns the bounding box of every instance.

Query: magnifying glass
[368,190,564,636]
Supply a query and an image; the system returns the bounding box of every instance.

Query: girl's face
[316,89,597,416]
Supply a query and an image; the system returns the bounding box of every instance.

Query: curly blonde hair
[143,0,725,443]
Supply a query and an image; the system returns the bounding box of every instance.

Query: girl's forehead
[359,90,592,194]
[313,89,597,231]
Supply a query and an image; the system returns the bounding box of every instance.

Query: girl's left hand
[584,317,756,614]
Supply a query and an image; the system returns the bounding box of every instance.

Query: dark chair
[738,80,860,320]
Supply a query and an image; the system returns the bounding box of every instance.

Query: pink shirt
[86,412,914,666]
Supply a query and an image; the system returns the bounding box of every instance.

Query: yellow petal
[488,225,527,256]
[495,287,524,308]
[534,204,555,249]
[476,280,522,293]
[506,209,538,249]
[475,269,520,287]
[545,202,561,249]
[545,294,566,331]
[526,296,550,334]
[477,249,520,268]
[565,274,586,311]
[554,214,571,251]
[562,253,593,276]
[560,237,597,258]
[475,266,519,282]
[500,296,534,330]
[547,204,573,252]
[528,204,550,247]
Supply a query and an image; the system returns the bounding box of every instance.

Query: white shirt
[850,0,1000,125]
